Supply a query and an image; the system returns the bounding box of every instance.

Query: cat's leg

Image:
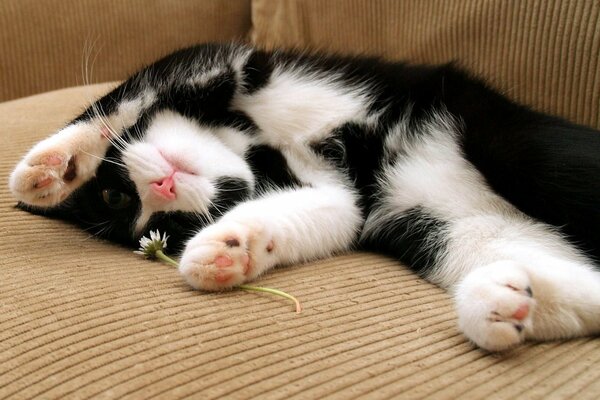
[454,249,600,351]
[366,187,600,353]
[178,185,362,290]
[362,111,600,351]
[9,88,156,207]
[429,213,600,351]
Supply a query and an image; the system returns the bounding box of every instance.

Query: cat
[9,42,600,352]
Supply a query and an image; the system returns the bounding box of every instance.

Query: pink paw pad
[33,177,53,189]
[511,303,530,320]
[214,271,232,283]
[214,255,233,268]
[242,254,251,275]
[45,155,63,166]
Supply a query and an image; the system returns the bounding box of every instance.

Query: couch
[1,1,599,398]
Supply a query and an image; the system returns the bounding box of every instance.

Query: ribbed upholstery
[251,0,600,130]
[0,0,252,101]
[2,1,600,398]
[1,84,599,400]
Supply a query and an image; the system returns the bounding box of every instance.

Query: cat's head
[10,108,254,253]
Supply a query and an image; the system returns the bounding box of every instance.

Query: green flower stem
[155,250,180,268]
[155,250,302,313]
[239,285,303,313]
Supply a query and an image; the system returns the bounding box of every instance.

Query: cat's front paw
[179,219,275,291]
[455,261,535,351]
[10,148,78,206]
[10,124,110,206]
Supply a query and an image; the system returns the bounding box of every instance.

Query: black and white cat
[9,43,600,351]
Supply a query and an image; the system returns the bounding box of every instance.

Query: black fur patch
[245,145,302,191]
[143,211,208,254]
[417,67,600,261]
[242,50,273,94]
[360,207,450,276]
[160,69,258,133]
[21,157,142,248]
[311,122,386,212]
[211,177,253,214]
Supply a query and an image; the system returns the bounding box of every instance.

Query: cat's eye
[101,189,132,210]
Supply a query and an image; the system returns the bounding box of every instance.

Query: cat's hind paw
[455,261,535,351]
[179,220,275,291]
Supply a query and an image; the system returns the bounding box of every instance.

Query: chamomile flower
[134,230,178,267]
[134,229,302,313]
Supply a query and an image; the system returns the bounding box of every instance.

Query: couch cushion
[1,84,599,398]
[0,0,252,102]
[251,0,600,131]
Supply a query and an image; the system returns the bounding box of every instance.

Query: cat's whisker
[79,149,127,168]
[95,103,131,149]
[95,110,125,148]
[83,94,127,152]
[80,35,110,118]
[131,123,146,142]
[190,192,215,225]
[80,220,113,241]
[124,151,161,175]
[80,35,98,88]
[85,225,114,241]
[81,220,111,233]
[106,120,129,149]
[206,199,225,220]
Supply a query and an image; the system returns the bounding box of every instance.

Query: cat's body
[9,43,600,351]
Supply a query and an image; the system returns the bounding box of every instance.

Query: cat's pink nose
[151,176,176,200]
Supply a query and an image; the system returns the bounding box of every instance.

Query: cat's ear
[9,122,114,208]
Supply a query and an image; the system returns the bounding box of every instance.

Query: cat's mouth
[158,149,197,176]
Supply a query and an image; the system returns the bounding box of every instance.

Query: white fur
[123,111,254,232]
[179,184,362,290]
[365,110,600,351]
[187,67,228,87]
[185,46,251,88]
[213,126,257,156]
[233,68,372,147]
[110,90,157,130]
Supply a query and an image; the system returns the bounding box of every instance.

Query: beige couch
[1,1,599,398]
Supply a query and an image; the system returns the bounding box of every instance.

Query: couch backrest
[251,0,600,130]
[2,0,599,131]
[0,0,251,102]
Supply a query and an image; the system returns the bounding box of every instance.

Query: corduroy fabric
[251,0,600,130]
[1,84,599,399]
[0,0,252,102]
